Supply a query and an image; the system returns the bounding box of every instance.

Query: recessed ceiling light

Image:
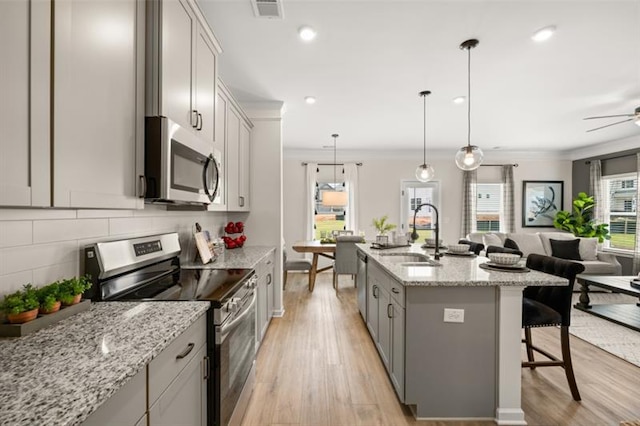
[304,96,316,104]
[532,25,556,42]
[453,96,466,104]
[298,26,317,42]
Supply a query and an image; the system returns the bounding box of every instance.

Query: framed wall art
[522,180,563,227]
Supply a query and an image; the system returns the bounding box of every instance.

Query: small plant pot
[7,308,39,324]
[62,294,82,306]
[40,300,62,315]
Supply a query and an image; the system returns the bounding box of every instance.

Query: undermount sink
[379,253,441,266]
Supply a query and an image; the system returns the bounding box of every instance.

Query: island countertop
[357,243,567,287]
[0,301,209,426]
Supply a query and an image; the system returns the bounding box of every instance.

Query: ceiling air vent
[251,0,283,19]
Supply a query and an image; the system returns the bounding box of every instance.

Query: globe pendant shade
[415,164,435,182]
[454,145,484,171]
[322,190,348,207]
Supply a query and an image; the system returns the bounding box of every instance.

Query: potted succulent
[372,215,397,245]
[59,275,92,306]
[0,284,40,324]
[553,192,611,243]
[37,281,62,314]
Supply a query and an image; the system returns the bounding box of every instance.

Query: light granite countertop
[358,243,567,287]
[0,301,209,426]
[181,245,275,270]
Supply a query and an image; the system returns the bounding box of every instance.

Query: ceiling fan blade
[583,113,635,120]
[586,118,634,132]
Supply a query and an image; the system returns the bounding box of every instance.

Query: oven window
[171,139,208,194]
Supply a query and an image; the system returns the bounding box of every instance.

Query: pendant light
[321,133,348,207]
[455,39,484,171]
[415,90,435,182]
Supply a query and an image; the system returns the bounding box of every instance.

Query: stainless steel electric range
[84,233,256,426]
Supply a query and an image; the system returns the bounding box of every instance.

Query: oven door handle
[217,290,256,344]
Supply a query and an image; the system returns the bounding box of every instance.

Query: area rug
[570,293,640,368]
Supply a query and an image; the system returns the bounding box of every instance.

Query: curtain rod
[481,163,518,167]
[585,152,637,164]
[301,162,363,166]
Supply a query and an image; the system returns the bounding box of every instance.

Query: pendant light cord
[467,45,471,148]
[423,93,427,165]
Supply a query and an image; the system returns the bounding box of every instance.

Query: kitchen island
[0,301,209,426]
[357,244,567,425]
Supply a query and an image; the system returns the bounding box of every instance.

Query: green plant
[59,275,92,304]
[0,284,40,315]
[372,215,397,234]
[37,282,61,312]
[553,192,610,243]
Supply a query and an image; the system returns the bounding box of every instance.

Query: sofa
[466,231,622,276]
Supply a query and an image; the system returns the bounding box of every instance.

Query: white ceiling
[199,0,640,154]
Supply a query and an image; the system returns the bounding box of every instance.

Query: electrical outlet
[443,308,464,323]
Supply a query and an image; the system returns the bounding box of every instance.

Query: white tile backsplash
[0,207,227,297]
[0,221,32,248]
[0,270,33,294]
[33,218,109,244]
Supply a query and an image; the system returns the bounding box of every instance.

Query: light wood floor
[241,272,640,426]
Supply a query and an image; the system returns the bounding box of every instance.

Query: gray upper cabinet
[147,0,221,146]
[0,0,50,207]
[53,0,144,208]
[217,81,252,212]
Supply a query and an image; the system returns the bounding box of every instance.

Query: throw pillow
[550,238,582,260]
[483,233,503,248]
[504,238,520,250]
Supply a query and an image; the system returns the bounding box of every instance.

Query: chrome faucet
[411,203,441,260]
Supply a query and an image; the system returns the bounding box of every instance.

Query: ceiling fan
[584,106,640,132]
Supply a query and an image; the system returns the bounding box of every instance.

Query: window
[603,174,637,251]
[475,183,502,232]
[401,181,440,241]
[314,181,347,239]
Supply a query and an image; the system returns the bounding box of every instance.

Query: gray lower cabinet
[148,344,208,426]
[256,250,275,347]
[82,368,146,426]
[365,261,405,401]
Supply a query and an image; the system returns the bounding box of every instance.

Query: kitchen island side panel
[405,286,497,419]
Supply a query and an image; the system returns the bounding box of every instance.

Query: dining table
[291,240,336,291]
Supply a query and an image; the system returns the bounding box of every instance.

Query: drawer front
[149,313,207,405]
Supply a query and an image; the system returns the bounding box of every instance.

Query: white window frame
[400,180,441,238]
[474,182,503,233]
[602,172,637,254]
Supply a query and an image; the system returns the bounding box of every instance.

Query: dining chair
[523,253,585,401]
[337,230,354,236]
[333,235,362,293]
[458,239,484,255]
[283,247,312,290]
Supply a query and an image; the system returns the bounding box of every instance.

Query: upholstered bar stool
[523,254,585,401]
[333,235,362,293]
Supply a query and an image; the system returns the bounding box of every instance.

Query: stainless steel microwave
[144,116,222,206]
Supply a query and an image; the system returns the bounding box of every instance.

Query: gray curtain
[501,165,515,233]
[589,159,605,225]
[460,170,477,238]
[634,154,640,274]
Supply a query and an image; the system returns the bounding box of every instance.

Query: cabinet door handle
[267,273,272,285]
[373,285,378,298]
[239,196,245,207]
[392,288,400,294]
[387,304,393,318]
[203,355,210,380]
[191,110,199,128]
[176,342,195,360]
[138,175,146,198]
[197,113,203,131]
